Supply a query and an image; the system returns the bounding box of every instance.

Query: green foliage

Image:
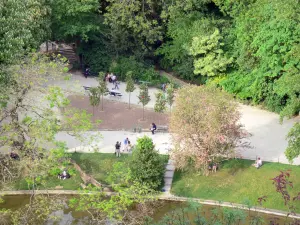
[154,92,167,113]
[138,84,151,120]
[98,72,108,111]
[50,0,100,40]
[125,71,136,109]
[220,0,300,115]
[0,0,50,64]
[285,123,300,163]
[104,0,163,57]
[189,29,233,76]
[77,31,112,73]
[166,83,175,113]
[109,56,160,82]
[88,87,100,116]
[130,136,166,190]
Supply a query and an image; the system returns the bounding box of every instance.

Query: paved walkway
[52,71,300,165]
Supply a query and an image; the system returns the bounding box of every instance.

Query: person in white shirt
[253,157,262,169]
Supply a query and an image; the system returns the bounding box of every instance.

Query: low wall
[70,159,102,188]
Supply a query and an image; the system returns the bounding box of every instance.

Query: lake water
[0,195,295,224]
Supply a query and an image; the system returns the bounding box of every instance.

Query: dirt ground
[67,95,169,130]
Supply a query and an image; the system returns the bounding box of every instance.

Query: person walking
[115,141,121,157]
[123,137,129,152]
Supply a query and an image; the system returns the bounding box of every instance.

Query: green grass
[13,153,169,191]
[71,152,130,183]
[171,159,300,212]
[15,170,83,190]
[71,153,169,184]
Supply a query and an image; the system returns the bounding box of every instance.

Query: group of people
[58,169,71,180]
[115,137,133,157]
[104,73,120,90]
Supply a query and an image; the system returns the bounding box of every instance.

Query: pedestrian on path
[115,141,121,157]
[123,137,129,152]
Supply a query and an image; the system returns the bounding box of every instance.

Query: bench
[83,86,91,95]
[106,89,122,97]
[156,125,168,132]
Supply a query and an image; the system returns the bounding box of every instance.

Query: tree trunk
[143,105,145,121]
[46,41,49,52]
[101,95,104,111]
[129,93,131,109]
[92,106,95,123]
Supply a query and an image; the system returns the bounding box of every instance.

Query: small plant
[88,87,100,122]
[154,91,167,113]
[138,84,151,121]
[98,72,108,111]
[125,71,136,109]
[166,83,175,113]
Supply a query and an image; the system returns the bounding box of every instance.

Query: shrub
[129,136,166,190]
[109,56,160,82]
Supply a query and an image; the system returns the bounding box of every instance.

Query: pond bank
[1,190,299,220]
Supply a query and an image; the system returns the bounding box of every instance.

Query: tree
[0,0,51,64]
[138,84,151,121]
[0,53,95,189]
[130,136,165,190]
[125,71,136,109]
[50,0,100,41]
[154,92,167,113]
[285,123,300,163]
[189,29,233,77]
[98,72,108,111]
[88,87,100,121]
[169,85,248,175]
[166,83,175,113]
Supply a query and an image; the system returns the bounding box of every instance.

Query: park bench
[156,125,168,133]
[106,89,122,97]
[83,86,91,95]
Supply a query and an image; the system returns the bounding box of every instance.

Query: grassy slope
[71,153,169,184]
[171,159,300,212]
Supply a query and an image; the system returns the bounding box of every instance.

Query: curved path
[52,71,300,165]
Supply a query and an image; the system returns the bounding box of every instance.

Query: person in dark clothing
[115,141,121,157]
[150,122,157,135]
[10,151,20,160]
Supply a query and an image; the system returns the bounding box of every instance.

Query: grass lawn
[171,159,300,212]
[15,170,83,190]
[71,153,169,185]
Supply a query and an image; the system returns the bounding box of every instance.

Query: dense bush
[129,136,166,190]
[109,56,161,83]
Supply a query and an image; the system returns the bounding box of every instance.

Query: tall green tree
[50,0,100,41]
[189,29,233,77]
[125,71,136,109]
[138,84,151,121]
[104,0,163,57]
[0,0,51,64]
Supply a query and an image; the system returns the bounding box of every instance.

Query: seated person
[10,151,20,160]
[58,170,71,180]
[253,157,262,169]
[212,162,218,173]
[150,122,157,134]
